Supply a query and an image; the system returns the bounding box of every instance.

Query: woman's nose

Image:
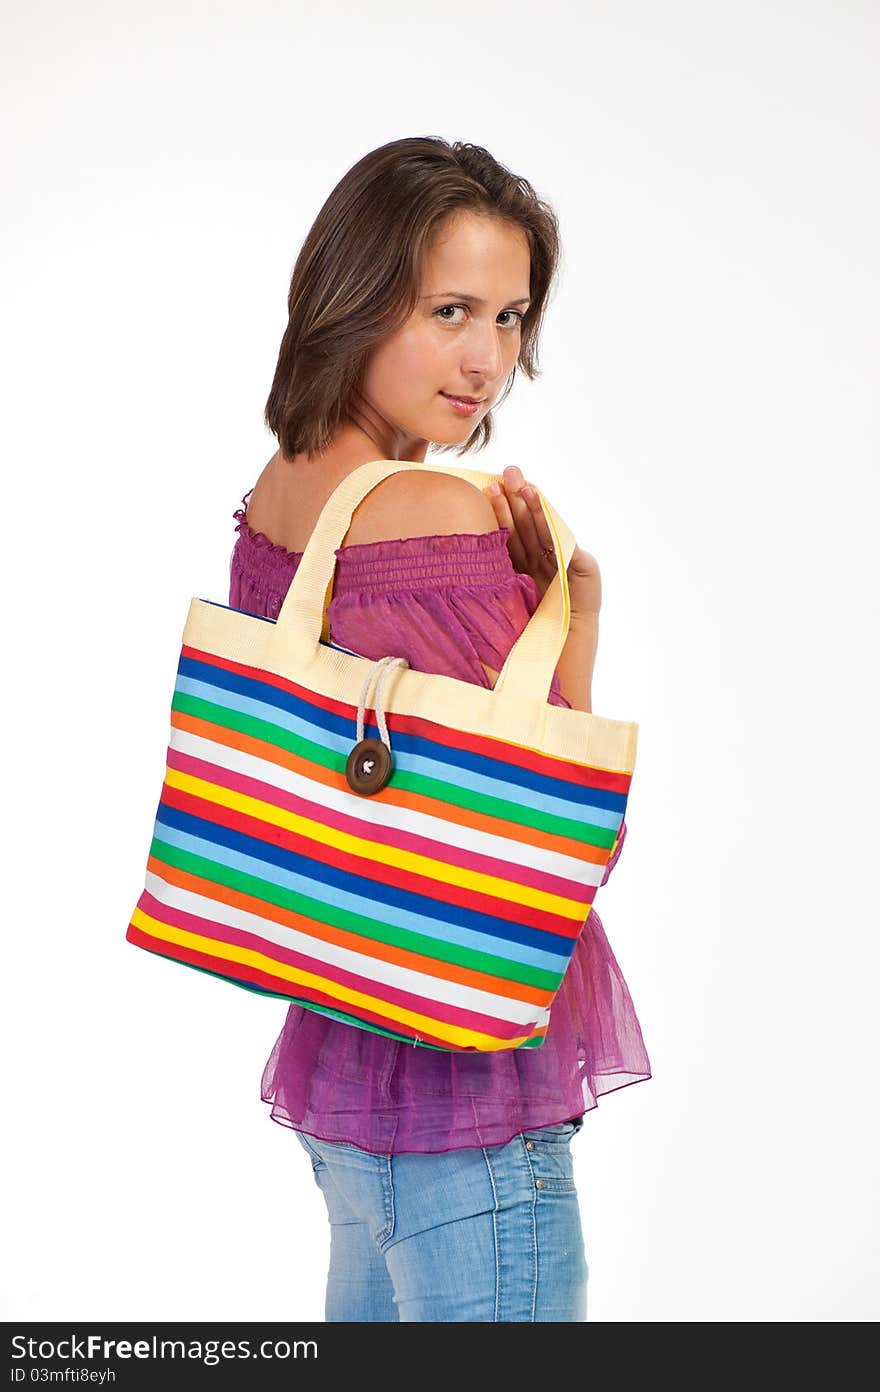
[462,326,505,380]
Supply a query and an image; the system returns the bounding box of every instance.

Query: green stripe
[176,692,616,850]
[175,691,341,775]
[150,836,565,993]
[392,767,616,849]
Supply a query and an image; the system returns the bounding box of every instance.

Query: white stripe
[156,819,567,972]
[168,726,605,889]
[178,672,621,830]
[144,868,551,1030]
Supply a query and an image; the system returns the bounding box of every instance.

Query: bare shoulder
[342,466,499,547]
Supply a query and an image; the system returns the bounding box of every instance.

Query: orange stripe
[145,853,555,1008]
[171,708,610,868]
[182,643,632,794]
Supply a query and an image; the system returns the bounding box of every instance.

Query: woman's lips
[440,392,484,416]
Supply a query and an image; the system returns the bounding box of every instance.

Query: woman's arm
[555,613,598,712]
[483,465,602,713]
[479,610,596,710]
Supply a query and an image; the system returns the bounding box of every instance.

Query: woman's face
[356,210,532,455]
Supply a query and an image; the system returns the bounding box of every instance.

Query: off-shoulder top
[229,486,652,1154]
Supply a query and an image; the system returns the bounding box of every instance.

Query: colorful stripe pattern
[127,641,631,1052]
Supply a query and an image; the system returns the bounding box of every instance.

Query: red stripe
[181,643,632,794]
[137,887,547,1034]
[126,919,542,1050]
[160,778,589,942]
[144,852,555,1006]
[169,742,605,898]
[171,707,615,869]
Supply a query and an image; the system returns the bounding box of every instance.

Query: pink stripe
[167,745,592,901]
[138,888,534,1041]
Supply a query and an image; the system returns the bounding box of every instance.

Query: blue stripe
[154,801,580,967]
[175,673,621,833]
[176,653,628,818]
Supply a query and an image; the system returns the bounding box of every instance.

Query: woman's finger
[517,482,558,570]
[499,467,558,576]
[486,479,529,571]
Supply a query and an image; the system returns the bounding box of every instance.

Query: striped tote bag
[126,458,638,1052]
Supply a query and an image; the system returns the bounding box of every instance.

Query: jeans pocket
[520,1118,582,1191]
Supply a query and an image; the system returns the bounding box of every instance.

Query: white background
[3,0,878,1323]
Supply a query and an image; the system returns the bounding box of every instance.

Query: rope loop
[356,655,410,749]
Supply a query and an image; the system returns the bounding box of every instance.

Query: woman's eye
[434,305,525,328]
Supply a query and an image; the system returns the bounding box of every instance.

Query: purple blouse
[229,487,652,1154]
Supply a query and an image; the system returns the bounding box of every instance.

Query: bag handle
[273,458,578,707]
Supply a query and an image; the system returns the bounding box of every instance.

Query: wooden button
[345,737,392,795]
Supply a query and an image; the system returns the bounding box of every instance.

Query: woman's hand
[484,464,602,623]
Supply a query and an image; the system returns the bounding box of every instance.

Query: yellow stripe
[132,905,534,1052]
[166,765,589,920]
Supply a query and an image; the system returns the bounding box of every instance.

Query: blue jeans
[295,1116,588,1321]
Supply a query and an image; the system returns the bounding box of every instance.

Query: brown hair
[263,136,561,458]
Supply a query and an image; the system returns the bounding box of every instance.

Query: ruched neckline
[232,487,517,594]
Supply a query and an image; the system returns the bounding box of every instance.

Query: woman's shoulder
[232,466,519,600]
[236,457,501,555]
[342,466,498,548]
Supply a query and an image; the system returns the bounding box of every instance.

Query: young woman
[229,136,652,1322]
